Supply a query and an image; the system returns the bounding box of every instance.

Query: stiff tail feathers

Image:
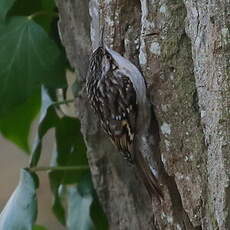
[135,150,164,202]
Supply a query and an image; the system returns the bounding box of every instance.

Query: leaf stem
[27,11,58,20]
[28,165,89,172]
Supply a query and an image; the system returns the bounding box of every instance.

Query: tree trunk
[56,0,229,229]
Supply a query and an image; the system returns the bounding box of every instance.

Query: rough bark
[183,1,229,229]
[56,0,229,229]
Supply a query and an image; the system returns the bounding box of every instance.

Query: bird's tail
[134,150,163,202]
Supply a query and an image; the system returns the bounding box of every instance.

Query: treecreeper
[86,28,163,202]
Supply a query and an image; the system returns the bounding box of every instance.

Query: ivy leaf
[9,0,57,33]
[41,0,55,11]
[0,16,66,116]
[9,0,41,16]
[0,90,40,153]
[36,0,57,33]
[30,87,59,167]
[90,195,108,230]
[0,169,38,230]
[67,174,108,230]
[67,174,94,230]
[49,117,89,225]
[0,0,16,20]
[33,225,47,230]
[49,167,66,226]
[55,117,88,184]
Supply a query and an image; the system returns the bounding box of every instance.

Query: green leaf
[0,16,66,116]
[67,175,94,230]
[0,90,40,153]
[9,0,41,16]
[90,195,108,230]
[33,225,47,230]
[55,117,88,184]
[9,0,52,32]
[0,169,38,230]
[41,0,55,11]
[49,169,66,226]
[77,174,108,230]
[30,87,59,167]
[49,117,89,225]
[9,0,57,33]
[67,174,108,230]
[0,0,16,20]
[35,0,57,33]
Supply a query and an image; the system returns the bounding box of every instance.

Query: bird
[86,28,163,201]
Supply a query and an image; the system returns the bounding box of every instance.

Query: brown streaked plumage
[86,31,163,201]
